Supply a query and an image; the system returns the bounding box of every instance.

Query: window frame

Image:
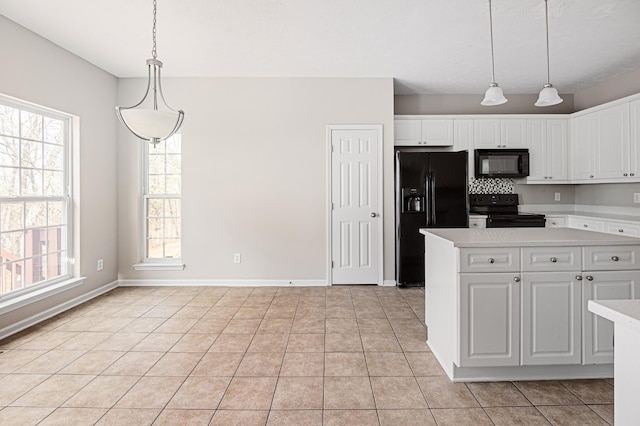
[0,95,74,301]
[135,134,183,271]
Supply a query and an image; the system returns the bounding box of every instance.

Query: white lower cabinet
[521,272,582,365]
[458,273,520,367]
[582,271,640,364]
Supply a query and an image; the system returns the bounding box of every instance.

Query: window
[0,97,71,297]
[144,135,181,261]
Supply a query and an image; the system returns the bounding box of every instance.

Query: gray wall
[0,16,118,332]
[118,77,396,283]
[515,183,576,205]
[574,183,640,207]
[574,68,640,112]
[395,94,575,115]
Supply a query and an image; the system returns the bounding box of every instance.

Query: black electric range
[470,194,546,228]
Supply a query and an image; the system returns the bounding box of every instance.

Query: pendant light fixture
[481,0,507,106]
[535,0,563,107]
[116,0,184,145]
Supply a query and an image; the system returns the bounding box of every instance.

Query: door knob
[370,212,377,218]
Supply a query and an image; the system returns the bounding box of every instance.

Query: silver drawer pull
[586,275,594,281]
[550,257,557,263]
[619,229,624,233]
[612,256,620,261]
[514,277,520,282]
[488,258,495,264]
[575,275,583,281]
[583,224,588,227]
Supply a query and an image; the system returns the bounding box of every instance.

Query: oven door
[487,216,546,228]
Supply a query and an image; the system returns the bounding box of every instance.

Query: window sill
[133,262,185,271]
[0,276,86,315]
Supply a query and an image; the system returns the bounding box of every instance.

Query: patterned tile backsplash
[469,177,514,194]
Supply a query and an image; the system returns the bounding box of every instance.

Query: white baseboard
[382,280,397,287]
[118,279,329,287]
[0,280,119,341]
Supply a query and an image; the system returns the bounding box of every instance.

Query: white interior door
[329,126,382,285]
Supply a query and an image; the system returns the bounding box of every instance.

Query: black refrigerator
[395,150,469,286]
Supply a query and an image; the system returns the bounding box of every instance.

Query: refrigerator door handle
[425,175,431,227]
[430,173,437,226]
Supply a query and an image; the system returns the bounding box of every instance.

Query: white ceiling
[1,0,639,95]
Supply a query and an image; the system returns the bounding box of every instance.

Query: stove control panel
[470,194,519,206]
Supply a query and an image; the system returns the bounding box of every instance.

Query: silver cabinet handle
[631,173,635,176]
[624,173,628,177]
[590,175,594,178]
[575,275,583,280]
[586,275,594,281]
[612,256,619,261]
[619,229,624,233]
[550,257,557,263]
[371,212,377,218]
[488,258,495,264]
[583,224,588,228]
[513,277,520,282]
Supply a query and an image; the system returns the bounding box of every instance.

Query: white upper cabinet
[594,103,630,179]
[474,119,526,149]
[571,102,634,182]
[526,119,568,183]
[630,99,640,177]
[571,113,596,180]
[394,119,453,146]
[394,120,422,145]
[454,120,474,177]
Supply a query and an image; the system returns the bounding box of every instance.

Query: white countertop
[589,299,640,334]
[420,227,640,247]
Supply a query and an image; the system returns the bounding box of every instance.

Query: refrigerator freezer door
[427,152,469,228]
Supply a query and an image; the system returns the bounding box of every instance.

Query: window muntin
[0,99,70,297]
[145,135,181,260]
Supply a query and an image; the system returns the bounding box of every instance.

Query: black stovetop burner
[470,194,546,227]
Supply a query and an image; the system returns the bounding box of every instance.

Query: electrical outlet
[554,192,561,201]
[97,259,103,271]
[634,193,640,203]
[233,253,241,264]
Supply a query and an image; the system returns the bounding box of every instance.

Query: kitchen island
[421,227,640,382]
[589,299,640,426]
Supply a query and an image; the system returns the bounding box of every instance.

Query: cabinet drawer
[603,221,640,238]
[522,247,582,272]
[469,217,486,229]
[459,248,520,273]
[567,217,603,232]
[545,216,566,228]
[583,245,640,271]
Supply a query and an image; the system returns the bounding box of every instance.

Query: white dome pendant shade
[481,0,507,107]
[535,84,563,107]
[116,0,184,145]
[482,83,508,106]
[535,0,563,107]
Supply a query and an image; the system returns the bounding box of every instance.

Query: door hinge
[331,261,334,268]
[331,144,335,152]
[331,203,334,210]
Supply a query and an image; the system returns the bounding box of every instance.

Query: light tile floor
[0,286,614,425]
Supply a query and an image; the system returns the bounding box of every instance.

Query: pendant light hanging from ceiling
[116,0,184,145]
[481,0,508,106]
[535,0,563,107]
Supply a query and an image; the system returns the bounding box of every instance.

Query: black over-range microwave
[474,149,530,178]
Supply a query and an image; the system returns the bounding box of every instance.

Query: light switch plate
[634,193,640,203]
